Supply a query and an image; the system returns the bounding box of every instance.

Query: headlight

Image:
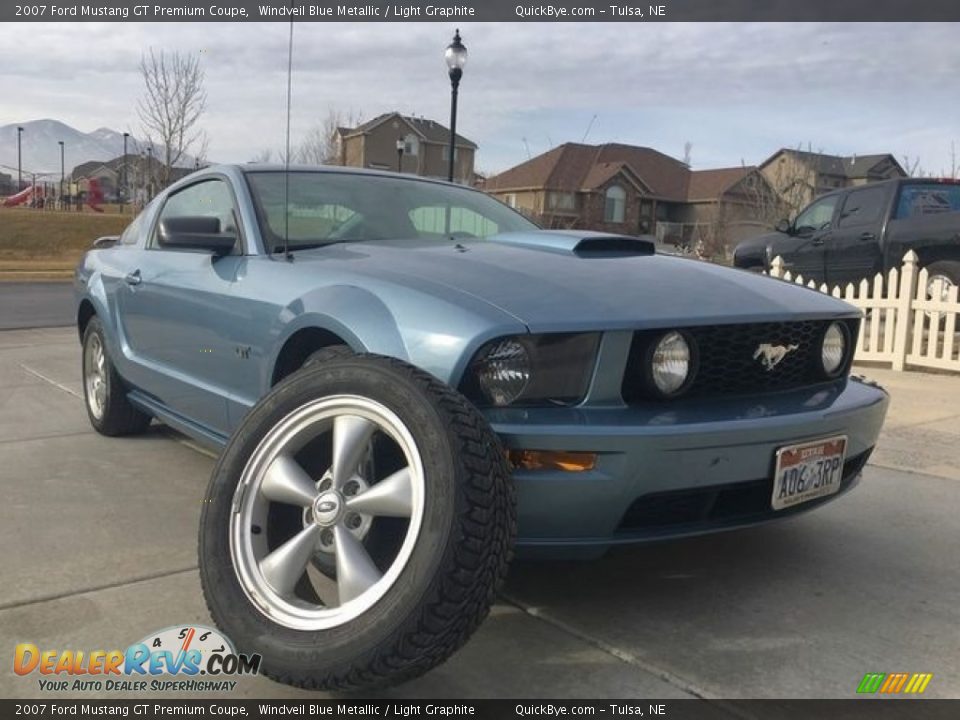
[473,338,531,406]
[648,331,694,397]
[821,322,848,377]
[463,333,600,407]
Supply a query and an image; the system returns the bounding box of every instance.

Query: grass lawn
[0,207,132,279]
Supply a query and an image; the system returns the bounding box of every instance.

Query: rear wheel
[81,316,151,436]
[199,354,515,690]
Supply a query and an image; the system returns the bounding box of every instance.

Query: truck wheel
[81,316,152,436]
[925,261,960,303]
[199,354,515,690]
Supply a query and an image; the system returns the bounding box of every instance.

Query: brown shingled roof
[485,142,692,200]
[686,166,753,202]
[342,111,477,149]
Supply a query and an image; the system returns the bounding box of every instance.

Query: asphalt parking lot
[2,319,959,700]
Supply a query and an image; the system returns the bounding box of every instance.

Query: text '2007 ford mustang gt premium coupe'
[74,165,888,690]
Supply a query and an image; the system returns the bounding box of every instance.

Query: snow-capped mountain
[0,119,192,177]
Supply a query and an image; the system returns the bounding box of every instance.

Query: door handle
[124,270,142,286]
[811,235,828,247]
[859,232,876,242]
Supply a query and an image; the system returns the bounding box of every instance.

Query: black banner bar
[4,0,960,22]
[2,700,959,720]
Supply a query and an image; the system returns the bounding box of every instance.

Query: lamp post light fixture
[17,126,24,192]
[122,132,129,212]
[396,137,405,173]
[58,140,65,207]
[444,29,467,183]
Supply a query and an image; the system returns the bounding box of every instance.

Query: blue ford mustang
[74,165,888,689]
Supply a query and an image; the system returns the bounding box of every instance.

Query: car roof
[234,163,465,188]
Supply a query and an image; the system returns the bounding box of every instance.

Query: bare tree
[902,154,924,177]
[294,108,361,166]
[137,48,207,187]
[249,148,273,164]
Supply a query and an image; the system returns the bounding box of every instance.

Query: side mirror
[92,236,119,249]
[775,218,791,234]
[157,216,236,255]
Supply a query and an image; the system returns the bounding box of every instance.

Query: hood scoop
[488,230,655,257]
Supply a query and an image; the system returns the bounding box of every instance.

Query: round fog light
[822,322,847,377]
[650,331,692,396]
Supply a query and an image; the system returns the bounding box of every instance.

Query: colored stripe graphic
[858,672,932,694]
[857,673,886,693]
[904,674,934,694]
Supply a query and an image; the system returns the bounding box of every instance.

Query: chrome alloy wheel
[927,273,956,303]
[230,395,426,631]
[84,332,107,420]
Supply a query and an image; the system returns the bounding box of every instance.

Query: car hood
[295,231,856,332]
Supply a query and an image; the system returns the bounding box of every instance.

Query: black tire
[303,345,353,368]
[81,316,152,436]
[199,354,515,691]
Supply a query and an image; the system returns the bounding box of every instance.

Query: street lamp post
[396,137,405,173]
[444,29,467,183]
[122,132,129,212]
[17,126,24,191]
[58,140,64,208]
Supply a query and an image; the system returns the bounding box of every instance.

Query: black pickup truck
[734,179,960,297]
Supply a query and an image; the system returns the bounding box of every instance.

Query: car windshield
[245,171,538,252]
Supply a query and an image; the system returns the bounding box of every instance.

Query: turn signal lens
[507,450,597,472]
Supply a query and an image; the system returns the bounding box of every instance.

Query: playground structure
[1,178,105,212]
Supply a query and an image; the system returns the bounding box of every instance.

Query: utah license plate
[771,436,847,511]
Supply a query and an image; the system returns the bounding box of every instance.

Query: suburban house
[759,148,907,215]
[484,142,778,254]
[336,112,477,184]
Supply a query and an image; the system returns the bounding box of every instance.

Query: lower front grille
[616,449,871,536]
[621,318,859,402]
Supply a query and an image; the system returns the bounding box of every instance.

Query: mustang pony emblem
[753,343,799,370]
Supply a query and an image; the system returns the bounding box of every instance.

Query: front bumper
[486,377,889,558]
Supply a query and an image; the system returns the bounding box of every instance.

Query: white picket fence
[768,251,960,372]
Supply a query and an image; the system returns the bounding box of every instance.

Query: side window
[837,186,886,228]
[152,179,240,250]
[793,195,840,234]
[895,184,960,218]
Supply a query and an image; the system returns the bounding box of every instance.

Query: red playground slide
[2,185,36,207]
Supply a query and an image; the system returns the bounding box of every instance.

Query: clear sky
[1,21,957,175]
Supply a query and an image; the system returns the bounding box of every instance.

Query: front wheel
[199,354,515,690]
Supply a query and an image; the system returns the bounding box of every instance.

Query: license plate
[771,436,847,511]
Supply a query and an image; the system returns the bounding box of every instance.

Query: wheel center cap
[312,491,343,527]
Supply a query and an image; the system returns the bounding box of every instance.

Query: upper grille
[621,319,858,402]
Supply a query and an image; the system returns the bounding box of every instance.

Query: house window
[604,185,626,223]
[504,193,517,208]
[403,134,419,157]
[548,192,576,210]
[442,146,459,162]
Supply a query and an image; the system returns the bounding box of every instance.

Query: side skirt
[128,390,230,451]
